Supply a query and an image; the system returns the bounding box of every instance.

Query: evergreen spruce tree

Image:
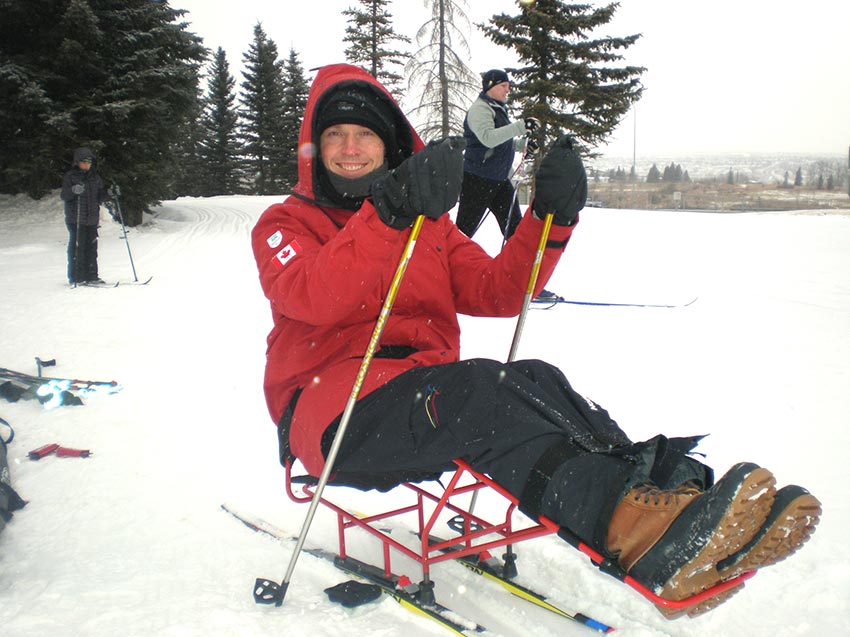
[173,67,207,197]
[0,0,207,221]
[0,0,66,197]
[646,163,661,182]
[343,0,411,101]
[279,49,310,190]
[480,1,644,152]
[406,0,479,140]
[199,48,243,196]
[76,1,207,224]
[240,23,287,195]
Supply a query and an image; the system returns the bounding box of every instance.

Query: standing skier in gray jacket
[456,69,539,240]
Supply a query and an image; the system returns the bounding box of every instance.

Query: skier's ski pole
[110,184,139,282]
[470,149,530,240]
[73,192,82,288]
[508,212,554,361]
[266,215,426,607]
[500,145,536,249]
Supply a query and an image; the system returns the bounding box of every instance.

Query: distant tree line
[1,0,643,224]
[605,162,691,183]
[599,159,845,189]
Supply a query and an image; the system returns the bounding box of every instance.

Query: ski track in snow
[0,192,848,636]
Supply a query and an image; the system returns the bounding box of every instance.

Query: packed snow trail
[0,193,848,636]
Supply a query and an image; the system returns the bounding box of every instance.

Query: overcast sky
[168,0,849,158]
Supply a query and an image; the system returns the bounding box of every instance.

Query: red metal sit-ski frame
[285,458,755,613]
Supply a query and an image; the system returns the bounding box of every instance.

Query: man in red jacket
[251,64,819,617]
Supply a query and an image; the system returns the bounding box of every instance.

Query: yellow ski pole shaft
[508,212,554,362]
[471,212,555,516]
[274,215,426,605]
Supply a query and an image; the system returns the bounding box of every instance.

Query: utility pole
[632,105,637,180]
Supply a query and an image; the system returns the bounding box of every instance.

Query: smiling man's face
[319,124,386,179]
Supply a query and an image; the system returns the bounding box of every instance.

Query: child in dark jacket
[60,146,106,284]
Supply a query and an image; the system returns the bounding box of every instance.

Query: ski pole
[110,185,139,282]
[264,215,426,607]
[469,151,530,240]
[500,148,536,249]
[73,190,83,288]
[508,212,554,361]
[470,212,554,521]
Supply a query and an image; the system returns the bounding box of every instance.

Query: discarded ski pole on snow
[257,215,427,607]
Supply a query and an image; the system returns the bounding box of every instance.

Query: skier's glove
[525,138,540,159]
[532,135,587,227]
[371,136,466,230]
[524,117,541,135]
[71,183,85,195]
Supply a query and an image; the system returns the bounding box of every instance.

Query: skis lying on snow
[426,534,614,633]
[0,366,121,407]
[531,295,697,309]
[72,275,153,288]
[220,504,486,636]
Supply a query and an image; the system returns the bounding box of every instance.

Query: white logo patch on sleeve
[273,240,302,269]
[267,230,283,248]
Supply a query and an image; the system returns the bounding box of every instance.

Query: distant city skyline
[170,0,850,157]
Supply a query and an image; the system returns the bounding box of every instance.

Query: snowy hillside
[1,192,848,636]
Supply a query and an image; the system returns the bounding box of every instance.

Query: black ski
[125,275,153,285]
[220,504,488,636]
[427,534,614,633]
[532,296,697,309]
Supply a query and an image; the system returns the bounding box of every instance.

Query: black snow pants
[455,172,521,239]
[66,223,99,283]
[307,359,714,555]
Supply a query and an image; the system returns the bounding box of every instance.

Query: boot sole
[665,490,822,619]
[640,464,776,618]
[717,489,821,580]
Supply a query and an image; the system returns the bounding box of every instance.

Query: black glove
[525,138,540,159]
[532,135,587,227]
[524,117,540,135]
[371,136,466,230]
[71,183,85,195]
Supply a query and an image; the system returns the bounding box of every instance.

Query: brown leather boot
[607,462,775,619]
[607,482,703,572]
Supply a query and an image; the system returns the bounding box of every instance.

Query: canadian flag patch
[273,240,302,269]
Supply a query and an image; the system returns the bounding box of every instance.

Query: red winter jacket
[251,64,575,476]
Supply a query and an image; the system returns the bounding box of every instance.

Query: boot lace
[632,482,701,506]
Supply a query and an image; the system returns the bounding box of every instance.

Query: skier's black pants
[456,171,521,239]
[317,359,713,554]
[66,223,99,282]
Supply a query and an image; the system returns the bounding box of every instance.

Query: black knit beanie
[316,84,399,164]
[482,69,510,92]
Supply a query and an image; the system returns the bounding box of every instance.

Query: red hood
[293,64,424,201]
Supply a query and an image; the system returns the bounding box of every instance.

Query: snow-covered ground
[1,192,848,636]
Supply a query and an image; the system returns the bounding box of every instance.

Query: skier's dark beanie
[316,84,399,163]
[482,69,510,92]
